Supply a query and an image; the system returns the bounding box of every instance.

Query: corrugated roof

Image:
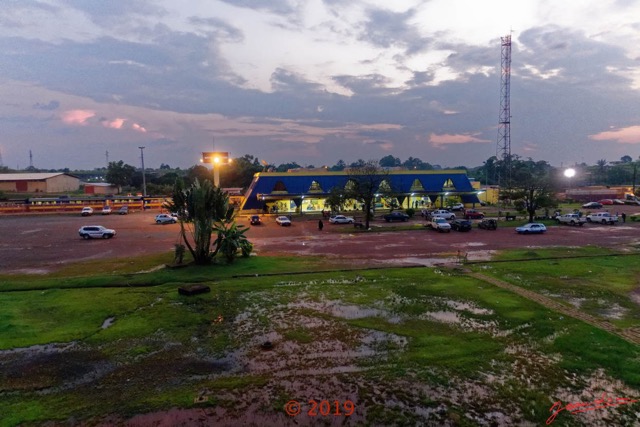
[0,173,79,181]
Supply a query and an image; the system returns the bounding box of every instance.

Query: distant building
[0,173,80,193]
[83,182,119,195]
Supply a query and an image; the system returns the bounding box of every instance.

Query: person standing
[318,219,324,231]
[621,212,626,223]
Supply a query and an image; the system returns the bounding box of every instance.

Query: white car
[431,209,456,220]
[275,216,291,226]
[329,215,354,224]
[78,225,116,239]
[430,217,451,232]
[155,214,177,224]
[515,223,547,234]
[81,207,93,216]
[101,206,112,215]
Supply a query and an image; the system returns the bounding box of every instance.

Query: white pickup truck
[586,212,618,224]
[429,217,452,232]
[556,213,586,226]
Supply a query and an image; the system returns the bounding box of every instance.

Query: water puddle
[101,317,115,329]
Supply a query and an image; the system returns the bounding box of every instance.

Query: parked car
[556,213,586,226]
[329,215,355,224]
[276,216,291,226]
[597,199,614,205]
[430,217,452,232]
[447,203,465,211]
[78,225,116,239]
[582,202,603,209]
[451,219,472,232]
[250,215,261,225]
[430,209,456,220]
[613,199,626,205]
[586,212,618,224]
[464,209,484,219]
[155,214,177,224]
[383,212,409,222]
[478,218,497,230]
[81,207,93,216]
[515,223,547,234]
[101,206,112,215]
[118,205,129,215]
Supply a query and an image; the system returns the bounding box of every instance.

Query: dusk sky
[2,0,640,170]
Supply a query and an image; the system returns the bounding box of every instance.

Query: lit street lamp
[201,151,230,187]
[564,168,576,200]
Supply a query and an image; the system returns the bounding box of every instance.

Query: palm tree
[168,178,231,265]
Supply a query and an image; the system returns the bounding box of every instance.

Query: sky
[1,0,640,171]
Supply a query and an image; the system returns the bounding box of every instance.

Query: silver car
[155,214,177,224]
[78,225,116,239]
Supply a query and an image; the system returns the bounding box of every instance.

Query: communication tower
[496,34,512,187]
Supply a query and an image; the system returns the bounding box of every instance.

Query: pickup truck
[556,213,586,226]
[430,209,456,220]
[586,212,618,224]
[429,217,452,232]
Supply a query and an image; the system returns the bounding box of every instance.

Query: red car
[464,209,485,219]
[598,199,614,205]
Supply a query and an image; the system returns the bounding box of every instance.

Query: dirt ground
[2,208,640,274]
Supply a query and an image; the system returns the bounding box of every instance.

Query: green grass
[1,251,639,425]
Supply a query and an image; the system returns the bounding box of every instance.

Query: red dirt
[2,209,640,273]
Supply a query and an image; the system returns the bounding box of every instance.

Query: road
[2,210,639,274]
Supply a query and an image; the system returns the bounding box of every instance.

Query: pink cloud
[102,118,125,129]
[589,126,640,144]
[61,109,95,125]
[428,132,490,148]
[132,123,147,133]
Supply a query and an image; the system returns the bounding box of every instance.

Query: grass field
[1,248,639,426]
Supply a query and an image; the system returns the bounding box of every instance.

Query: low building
[0,173,80,193]
[83,182,119,195]
[240,169,481,212]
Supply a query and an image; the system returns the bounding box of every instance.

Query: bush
[405,208,415,218]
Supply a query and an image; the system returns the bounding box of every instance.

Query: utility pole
[105,150,109,166]
[138,146,147,197]
[29,150,33,168]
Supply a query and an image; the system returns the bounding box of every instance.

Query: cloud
[102,118,125,129]
[132,123,147,133]
[33,100,60,111]
[589,126,640,144]
[428,132,491,148]
[61,109,95,125]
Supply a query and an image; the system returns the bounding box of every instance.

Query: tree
[220,154,262,189]
[596,159,607,184]
[621,155,633,163]
[503,160,558,222]
[329,159,346,171]
[106,160,135,191]
[167,178,232,265]
[379,155,401,168]
[324,186,347,212]
[185,165,214,187]
[212,221,253,263]
[345,160,391,229]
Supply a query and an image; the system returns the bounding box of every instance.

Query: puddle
[101,317,115,329]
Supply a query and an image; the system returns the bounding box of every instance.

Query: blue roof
[241,170,480,210]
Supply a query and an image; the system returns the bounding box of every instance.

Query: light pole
[564,168,576,202]
[138,146,147,197]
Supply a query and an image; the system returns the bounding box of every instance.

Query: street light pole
[138,146,147,197]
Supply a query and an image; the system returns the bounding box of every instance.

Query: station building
[0,173,80,193]
[240,169,482,213]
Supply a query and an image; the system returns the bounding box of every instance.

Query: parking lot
[2,209,640,274]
